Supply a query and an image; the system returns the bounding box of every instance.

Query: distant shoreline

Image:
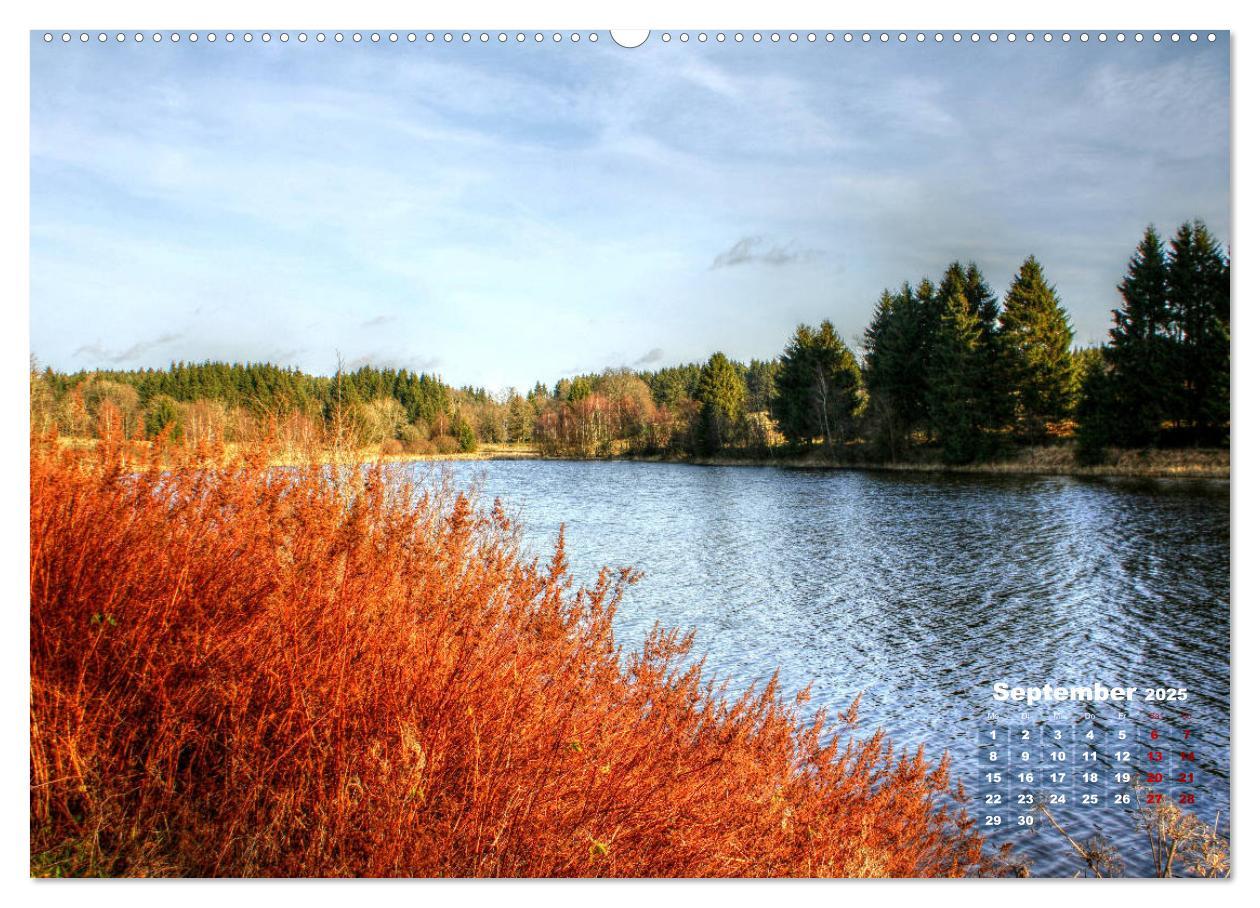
[59,437,1227,480]
[372,443,1230,481]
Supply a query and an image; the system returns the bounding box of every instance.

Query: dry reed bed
[31,426,995,877]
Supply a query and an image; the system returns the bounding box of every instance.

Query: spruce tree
[696,352,747,454]
[914,277,944,377]
[862,290,897,455]
[1073,346,1114,461]
[772,321,862,450]
[144,395,185,442]
[998,256,1075,440]
[862,285,927,459]
[1168,220,1230,443]
[1104,225,1174,446]
[939,261,1006,434]
[927,290,986,463]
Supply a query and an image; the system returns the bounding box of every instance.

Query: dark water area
[416,460,1230,877]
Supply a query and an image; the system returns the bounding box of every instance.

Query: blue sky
[31,33,1229,391]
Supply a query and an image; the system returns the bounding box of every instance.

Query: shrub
[455,416,478,453]
[403,436,435,457]
[398,423,427,454]
[432,434,460,455]
[379,438,404,456]
[30,433,994,878]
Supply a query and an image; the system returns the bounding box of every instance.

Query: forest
[30,220,1229,465]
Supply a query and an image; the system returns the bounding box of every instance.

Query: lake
[415,459,1230,877]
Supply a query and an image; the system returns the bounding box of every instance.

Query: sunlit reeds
[30,419,993,877]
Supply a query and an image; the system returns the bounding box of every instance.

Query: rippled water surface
[418,460,1230,877]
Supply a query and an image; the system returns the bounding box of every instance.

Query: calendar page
[28,9,1231,882]
[977,685,1228,876]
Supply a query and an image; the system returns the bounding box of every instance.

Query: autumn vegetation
[30,422,999,878]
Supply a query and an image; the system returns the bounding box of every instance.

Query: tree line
[525,220,1227,462]
[31,220,1227,462]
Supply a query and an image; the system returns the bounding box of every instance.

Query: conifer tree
[772,321,862,450]
[998,256,1075,440]
[1073,346,1114,461]
[742,359,780,414]
[454,413,478,453]
[914,277,944,374]
[862,285,927,459]
[697,352,747,454]
[1168,220,1230,443]
[144,394,185,441]
[1103,225,1174,446]
[927,291,986,462]
[938,261,1007,433]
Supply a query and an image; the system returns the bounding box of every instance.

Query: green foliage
[1100,226,1176,447]
[772,321,862,450]
[998,256,1075,440]
[926,291,987,463]
[1073,346,1113,463]
[1078,221,1230,453]
[742,359,779,413]
[647,364,702,408]
[143,395,185,442]
[940,262,1008,433]
[506,393,536,444]
[39,221,1228,463]
[863,285,927,459]
[455,414,478,453]
[696,352,747,454]
[1168,220,1230,443]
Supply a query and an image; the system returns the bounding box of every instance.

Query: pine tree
[1168,220,1230,443]
[1103,225,1174,446]
[998,256,1075,440]
[927,291,986,462]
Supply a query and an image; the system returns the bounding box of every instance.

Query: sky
[30,32,1230,392]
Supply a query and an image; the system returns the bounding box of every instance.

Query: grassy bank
[31,432,997,878]
[674,445,1229,480]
